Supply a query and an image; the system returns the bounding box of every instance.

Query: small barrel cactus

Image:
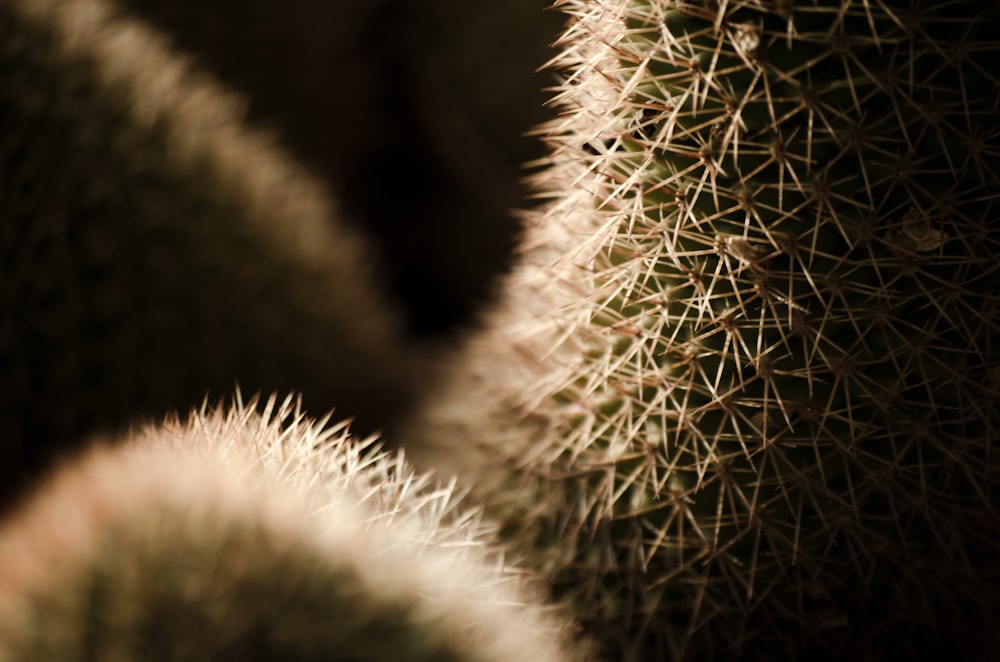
[410,0,1000,659]
[0,0,420,504]
[0,396,581,661]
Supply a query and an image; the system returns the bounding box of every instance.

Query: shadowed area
[117,0,565,336]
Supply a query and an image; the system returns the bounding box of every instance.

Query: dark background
[119,0,566,336]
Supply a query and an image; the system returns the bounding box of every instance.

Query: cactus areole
[508,0,1000,658]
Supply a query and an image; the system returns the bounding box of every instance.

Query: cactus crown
[0,398,580,661]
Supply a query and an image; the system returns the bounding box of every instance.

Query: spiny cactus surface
[413,0,1000,659]
[0,397,580,661]
[0,0,419,503]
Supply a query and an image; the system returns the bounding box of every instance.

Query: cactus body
[0,0,419,503]
[0,397,579,661]
[412,0,1000,658]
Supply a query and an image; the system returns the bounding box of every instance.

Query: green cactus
[0,0,421,505]
[409,0,1000,659]
[0,397,581,661]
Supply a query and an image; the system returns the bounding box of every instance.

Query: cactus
[116,0,564,335]
[409,0,1000,659]
[0,0,420,504]
[0,396,581,661]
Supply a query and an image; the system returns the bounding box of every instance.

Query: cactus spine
[412,0,1000,658]
[0,397,580,661]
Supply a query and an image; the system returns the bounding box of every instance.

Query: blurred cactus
[0,397,580,661]
[0,0,421,504]
[409,0,1000,659]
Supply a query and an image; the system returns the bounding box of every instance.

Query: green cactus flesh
[0,398,578,662]
[423,0,1000,659]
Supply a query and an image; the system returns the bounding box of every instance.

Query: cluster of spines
[411,0,1000,659]
[0,397,581,661]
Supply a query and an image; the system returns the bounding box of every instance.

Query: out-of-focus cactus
[0,397,581,661]
[0,0,420,504]
[409,1,1000,659]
